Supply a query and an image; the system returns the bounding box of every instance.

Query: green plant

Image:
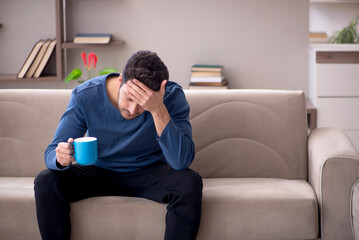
[65,51,118,83]
[329,15,359,44]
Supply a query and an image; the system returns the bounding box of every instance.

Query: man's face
[117,81,146,120]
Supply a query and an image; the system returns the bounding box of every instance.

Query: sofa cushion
[198,178,318,240]
[0,90,70,177]
[0,177,40,239]
[185,90,308,179]
[0,177,318,240]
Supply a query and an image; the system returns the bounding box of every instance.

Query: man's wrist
[56,160,66,169]
[151,104,170,120]
[151,104,171,137]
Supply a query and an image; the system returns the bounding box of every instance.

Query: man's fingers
[56,147,74,155]
[58,142,73,149]
[126,85,142,102]
[57,155,73,163]
[132,79,150,92]
[126,87,142,105]
[57,157,74,166]
[127,80,146,96]
[56,141,74,158]
[56,152,75,166]
[55,139,76,167]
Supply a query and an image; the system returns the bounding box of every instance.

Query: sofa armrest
[308,127,359,240]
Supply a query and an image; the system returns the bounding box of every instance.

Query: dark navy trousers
[34,163,203,240]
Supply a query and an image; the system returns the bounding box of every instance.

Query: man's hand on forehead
[125,79,167,114]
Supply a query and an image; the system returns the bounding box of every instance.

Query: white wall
[310,2,359,37]
[0,0,309,93]
[0,0,55,72]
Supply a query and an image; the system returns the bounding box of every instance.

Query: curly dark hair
[122,50,169,91]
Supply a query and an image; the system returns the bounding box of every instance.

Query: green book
[191,64,224,72]
[192,64,223,68]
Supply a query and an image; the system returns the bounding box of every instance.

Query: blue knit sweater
[45,73,195,172]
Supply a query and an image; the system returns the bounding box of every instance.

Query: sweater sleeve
[44,92,87,170]
[157,86,195,170]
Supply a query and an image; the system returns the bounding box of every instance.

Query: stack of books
[309,32,328,43]
[17,38,57,78]
[73,34,112,44]
[189,65,228,90]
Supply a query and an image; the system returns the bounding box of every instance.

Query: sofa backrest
[0,89,71,177]
[185,89,308,180]
[0,89,308,179]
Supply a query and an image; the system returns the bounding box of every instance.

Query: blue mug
[72,137,98,165]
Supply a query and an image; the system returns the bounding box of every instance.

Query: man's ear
[118,74,123,87]
[160,80,167,95]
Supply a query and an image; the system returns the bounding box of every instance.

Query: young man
[34,50,203,240]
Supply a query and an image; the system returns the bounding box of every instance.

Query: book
[33,39,56,78]
[74,34,112,44]
[188,83,228,90]
[190,76,224,83]
[17,40,45,78]
[309,32,327,38]
[309,32,328,43]
[25,39,52,78]
[191,64,224,72]
[191,71,222,77]
[191,80,228,86]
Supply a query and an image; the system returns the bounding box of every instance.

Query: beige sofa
[1,89,359,240]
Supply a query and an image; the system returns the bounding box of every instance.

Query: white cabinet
[309,44,359,152]
[316,64,359,96]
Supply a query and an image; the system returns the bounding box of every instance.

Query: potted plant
[65,51,118,83]
[329,15,359,44]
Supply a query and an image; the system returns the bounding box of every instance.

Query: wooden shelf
[61,40,125,49]
[0,74,59,83]
[0,0,125,84]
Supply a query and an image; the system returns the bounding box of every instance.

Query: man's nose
[128,103,139,115]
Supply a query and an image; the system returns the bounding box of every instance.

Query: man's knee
[34,169,64,195]
[35,169,57,185]
[176,169,203,194]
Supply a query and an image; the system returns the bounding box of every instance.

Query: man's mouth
[121,109,139,119]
